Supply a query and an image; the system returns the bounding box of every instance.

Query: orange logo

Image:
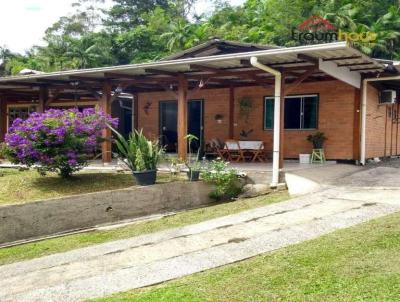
[298,16,336,32]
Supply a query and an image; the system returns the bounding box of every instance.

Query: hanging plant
[240,129,254,139]
[143,102,152,115]
[239,96,253,122]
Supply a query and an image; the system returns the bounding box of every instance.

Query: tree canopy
[2,0,400,76]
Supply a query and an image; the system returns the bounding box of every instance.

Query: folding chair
[224,140,245,162]
[251,141,266,162]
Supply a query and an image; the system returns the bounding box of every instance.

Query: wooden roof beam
[284,67,318,96]
[144,68,180,77]
[69,75,105,82]
[350,67,385,72]
[322,55,362,62]
[297,54,319,66]
[337,62,374,67]
[190,64,220,73]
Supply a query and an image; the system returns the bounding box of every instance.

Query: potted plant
[239,96,253,122]
[307,132,327,149]
[185,134,202,181]
[111,127,164,186]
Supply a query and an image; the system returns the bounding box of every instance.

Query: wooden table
[224,140,265,162]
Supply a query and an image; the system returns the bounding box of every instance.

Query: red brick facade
[365,84,400,159]
[138,80,363,160]
[2,80,396,162]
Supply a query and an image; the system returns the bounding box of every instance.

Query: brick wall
[365,84,400,159]
[138,80,357,160]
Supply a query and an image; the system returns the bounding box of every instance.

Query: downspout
[250,57,281,187]
[360,79,367,165]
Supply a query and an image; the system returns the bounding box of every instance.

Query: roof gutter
[250,56,281,187]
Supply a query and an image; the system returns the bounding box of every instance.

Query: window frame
[263,94,319,131]
[7,104,37,131]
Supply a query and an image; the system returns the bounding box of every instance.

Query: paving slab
[1,166,400,302]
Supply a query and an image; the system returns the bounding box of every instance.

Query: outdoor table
[224,140,265,162]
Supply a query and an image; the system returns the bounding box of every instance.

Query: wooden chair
[224,140,245,162]
[251,141,266,162]
[205,138,227,160]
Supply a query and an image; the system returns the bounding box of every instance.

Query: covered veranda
[0,41,391,186]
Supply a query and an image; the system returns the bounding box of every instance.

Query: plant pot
[133,170,157,186]
[313,142,324,149]
[187,170,200,181]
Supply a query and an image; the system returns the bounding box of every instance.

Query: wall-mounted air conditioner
[380,90,397,104]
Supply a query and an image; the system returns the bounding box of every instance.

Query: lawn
[0,191,289,266]
[91,211,400,302]
[0,168,175,205]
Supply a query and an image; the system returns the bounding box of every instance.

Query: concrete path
[1,167,400,301]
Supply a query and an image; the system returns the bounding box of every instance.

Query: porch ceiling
[0,42,393,99]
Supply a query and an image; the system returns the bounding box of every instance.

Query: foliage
[239,96,253,122]
[307,131,327,149]
[202,159,242,201]
[2,0,400,76]
[185,134,202,172]
[168,156,185,179]
[112,128,164,172]
[3,108,117,178]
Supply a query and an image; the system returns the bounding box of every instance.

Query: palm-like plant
[161,19,194,51]
[323,3,360,31]
[357,6,400,59]
[111,127,164,172]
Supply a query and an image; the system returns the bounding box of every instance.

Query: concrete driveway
[1,164,400,302]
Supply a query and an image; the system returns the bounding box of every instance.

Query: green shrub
[111,127,164,172]
[202,159,242,201]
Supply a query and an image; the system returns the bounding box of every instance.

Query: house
[0,39,399,186]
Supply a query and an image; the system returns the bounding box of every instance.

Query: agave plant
[110,126,164,172]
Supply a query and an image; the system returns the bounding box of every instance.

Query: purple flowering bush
[2,108,118,178]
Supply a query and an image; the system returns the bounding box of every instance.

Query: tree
[106,0,170,30]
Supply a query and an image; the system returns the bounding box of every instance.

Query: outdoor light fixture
[214,114,224,124]
[115,86,123,93]
[199,79,204,88]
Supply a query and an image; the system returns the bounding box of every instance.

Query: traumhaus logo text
[291,15,377,43]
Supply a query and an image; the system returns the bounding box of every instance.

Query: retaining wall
[0,181,213,244]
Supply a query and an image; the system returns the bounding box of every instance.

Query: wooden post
[279,73,285,170]
[0,95,5,141]
[229,85,235,139]
[395,103,399,155]
[38,86,48,113]
[177,75,188,160]
[100,82,112,164]
[133,93,138,131]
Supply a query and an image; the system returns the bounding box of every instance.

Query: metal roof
[0,42,392,98]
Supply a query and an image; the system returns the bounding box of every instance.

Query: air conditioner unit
[380,90,397,104]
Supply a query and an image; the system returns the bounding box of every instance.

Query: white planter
[299,154,311,164]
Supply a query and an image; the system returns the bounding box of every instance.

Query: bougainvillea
[3,108,118,177]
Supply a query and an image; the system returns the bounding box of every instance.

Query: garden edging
[0,181,213,245]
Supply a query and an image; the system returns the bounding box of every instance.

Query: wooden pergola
[0,41,391,183]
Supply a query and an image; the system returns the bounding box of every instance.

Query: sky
[0,0,245,54]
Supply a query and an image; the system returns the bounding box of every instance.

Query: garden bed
[0,168,179,206]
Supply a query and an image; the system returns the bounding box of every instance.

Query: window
[264,95,318,130]
[7,106,36,129]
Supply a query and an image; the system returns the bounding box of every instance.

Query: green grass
[91,212,400,302]
[0,168,175,205]
[0,191,289,266]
